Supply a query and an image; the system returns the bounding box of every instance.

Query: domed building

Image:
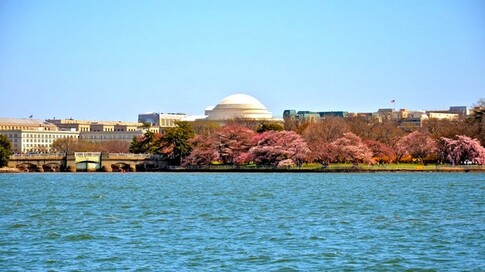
[205,94,273,120]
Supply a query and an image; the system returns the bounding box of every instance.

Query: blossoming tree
[183,124,255,166]
[332,132,372,165]
[213,124,256,164]
[248,131,310,167]
[183,133,218,166]
[395,131,437,162]
[439,135,485,165]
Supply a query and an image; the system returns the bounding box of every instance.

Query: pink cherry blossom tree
[182,133,218,166]
[439,135,485,165]
[332,132,373,165]
[249,131,310,167]
[395,131,437,162]
[364,139,395,163]
[184,124,256,166]
[213,124,255,164]
[307,139,337,167]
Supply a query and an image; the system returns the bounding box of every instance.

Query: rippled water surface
[1,173,484,271]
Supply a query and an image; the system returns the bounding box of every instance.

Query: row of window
[22,134,76,139]
[81,135,135,139]
[24,138,55,143]
[0,126,53,131]
[91,129,115,132]
[2,133,136,140]
[63,127,137,132]
[1,133,78,143]
[91,128,136,132]
[23,143,48,148]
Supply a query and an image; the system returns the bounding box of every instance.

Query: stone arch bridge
[8,152,167,172]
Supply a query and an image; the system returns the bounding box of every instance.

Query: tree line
[1,99,483,169]
[126,99,485,168]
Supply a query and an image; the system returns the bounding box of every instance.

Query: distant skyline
[1,0,484,121]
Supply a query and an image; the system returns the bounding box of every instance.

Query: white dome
[205,94,272,120]
[217,94,267,109]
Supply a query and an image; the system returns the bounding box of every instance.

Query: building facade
[79,130,143,143]
[283,110,348,122]
[47,119,143,132]
[0,118,79,153]
[47,118,150,142]
[0,118,152,153]
[1,130,80,153]
[426,112,459,120]
[138,112,187,131]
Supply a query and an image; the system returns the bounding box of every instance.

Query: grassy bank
[179,163,484,172]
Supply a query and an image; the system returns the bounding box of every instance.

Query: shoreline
[1,167,483,173]
[0,167,20,173]
[158,167,484,173]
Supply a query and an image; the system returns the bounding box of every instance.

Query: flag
[391,100,395,103]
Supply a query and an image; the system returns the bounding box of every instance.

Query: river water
[1,173,484,271]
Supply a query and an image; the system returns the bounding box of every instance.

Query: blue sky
[1,0,484,121]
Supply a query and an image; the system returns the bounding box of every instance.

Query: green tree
[129,136,143,153]
[160,121,195,165]
[0,135,13,167]
[129,131,161,154]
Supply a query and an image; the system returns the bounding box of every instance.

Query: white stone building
[0,118,79,153]
[204,94,273,121]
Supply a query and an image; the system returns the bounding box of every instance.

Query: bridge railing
[10,152,165,160]
[75,152,101,157]
[108,153,157,159]
[10,153,66,159]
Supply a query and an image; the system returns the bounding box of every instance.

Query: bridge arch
[16,163,38,172]
[111,162,130,172]
[76,160,100,172]
[43,162,62,172]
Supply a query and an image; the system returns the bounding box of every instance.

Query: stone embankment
[0,167,20,173]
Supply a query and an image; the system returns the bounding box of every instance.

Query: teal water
[0,173,484,271]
